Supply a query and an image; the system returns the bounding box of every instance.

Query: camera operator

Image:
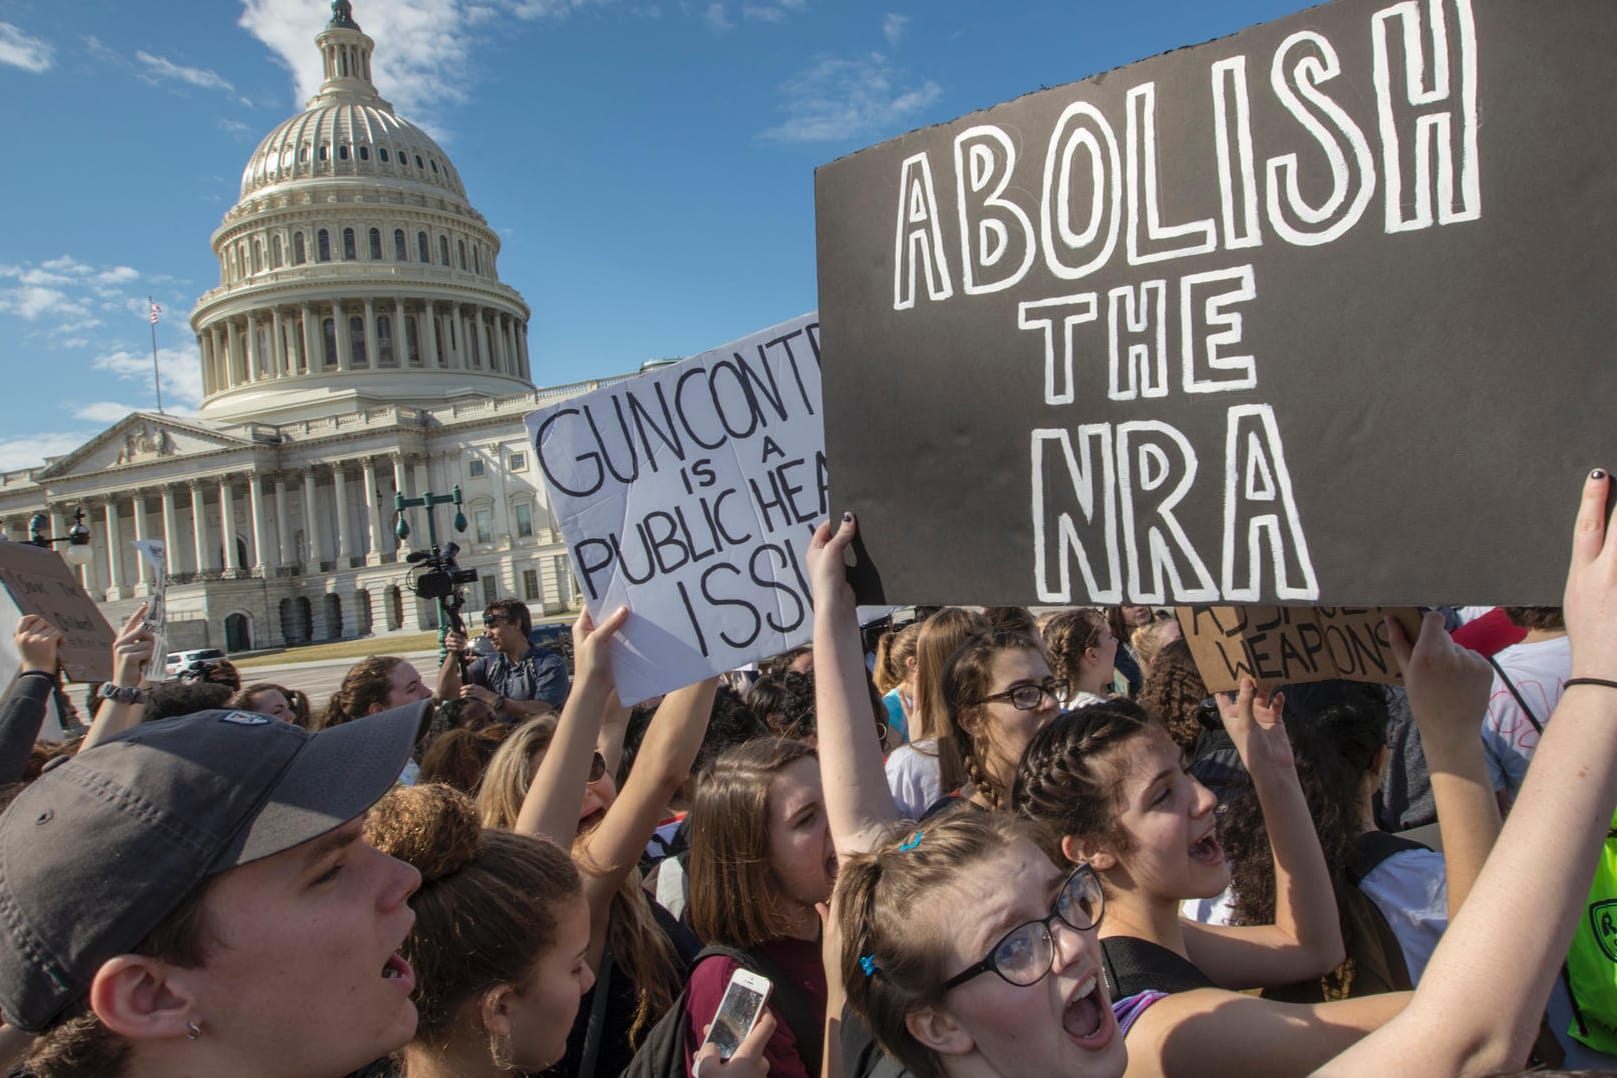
[437,599,569,722]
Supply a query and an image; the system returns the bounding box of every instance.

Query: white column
[160,486,180,574]
[210,325,226,389]
[224,320,240,386]
[274,475,292,571]
[132,494,153,594]
[362,456,383,565]
[420,303,439,371]
[245,313,260,383]
[362,298,377,368]
[271,307,286,378]
[413,458,431,501]
[199,335,213,396]
[302,468,321,568]
[103,499,124,599]
[333,464,355,563]
[393,298,406,367]
[248,473,272,573]
[190,481,209,572]
[302,303,318,374]
[219,478,238,575]
[335,305,353,371]
[78,505,101,595]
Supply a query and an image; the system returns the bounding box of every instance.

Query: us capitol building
[0,3,634,651]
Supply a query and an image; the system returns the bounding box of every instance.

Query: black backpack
[623,944,822,1078]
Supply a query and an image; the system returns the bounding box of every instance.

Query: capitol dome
[191,0,533,423]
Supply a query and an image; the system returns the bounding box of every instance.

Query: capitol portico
[0,3,630,652]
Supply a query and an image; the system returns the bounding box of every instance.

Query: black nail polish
[841,511,854,523]
[1594,469,1609,481]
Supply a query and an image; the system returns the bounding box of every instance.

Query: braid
[1011,701,1156,848]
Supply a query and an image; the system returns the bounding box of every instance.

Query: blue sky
[0,0,1305,471]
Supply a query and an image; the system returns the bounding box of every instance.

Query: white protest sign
[133,539,169,682]
[526,313,824,705]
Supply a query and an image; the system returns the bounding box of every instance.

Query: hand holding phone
[698,968,772,1062]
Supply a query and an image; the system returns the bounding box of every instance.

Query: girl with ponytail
[365,784,589,1077]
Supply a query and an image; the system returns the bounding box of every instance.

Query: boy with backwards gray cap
[0,700,430,1078]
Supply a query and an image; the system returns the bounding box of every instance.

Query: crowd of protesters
[0,470,1616,1077]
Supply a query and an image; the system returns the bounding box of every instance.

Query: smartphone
[699,968,772,1061]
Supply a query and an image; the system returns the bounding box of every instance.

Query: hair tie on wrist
[1565,678,1617,692]
[859,954,879,977]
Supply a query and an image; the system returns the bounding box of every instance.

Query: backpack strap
[1486,654,1544,734]
[577,940,615,1077]
[690,945,823,1077]
[1347,830,1431,887]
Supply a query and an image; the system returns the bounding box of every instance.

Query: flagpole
[148,297,164,414]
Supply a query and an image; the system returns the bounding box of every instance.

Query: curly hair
[317,655,407,730]
[836,811,1046,1078]
[1010,700,1161,868]
[1135,639,1208,754]
[1502,606,1565,631]
[1222,682,1388,931]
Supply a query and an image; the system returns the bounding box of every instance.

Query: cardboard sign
[526,314,824,704]
[815,0,1617,606]
[133,540,169,682]
[0,542,115,681]
[1177,606,1423,692]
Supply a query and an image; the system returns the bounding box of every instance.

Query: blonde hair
[873,622,921,695]
[910,608,991,743]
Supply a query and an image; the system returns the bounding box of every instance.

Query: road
[234,648,444,713]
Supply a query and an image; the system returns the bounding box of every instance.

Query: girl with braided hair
[1009,692,1418,1073]
[1042,608,1120,709]
[935,630,1063,811]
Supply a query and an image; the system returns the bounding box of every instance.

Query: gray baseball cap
[0,702,427,1032]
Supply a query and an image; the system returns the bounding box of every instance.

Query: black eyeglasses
[975,678,1068,711]
[942,865,1105,991]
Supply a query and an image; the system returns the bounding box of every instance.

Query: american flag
[149,302,161,325]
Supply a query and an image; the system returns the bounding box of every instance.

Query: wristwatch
[98,683,147,705]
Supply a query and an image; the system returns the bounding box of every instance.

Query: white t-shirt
[1482,634,1571,803]
[1357,847,1448,985]
[886,739,945,820]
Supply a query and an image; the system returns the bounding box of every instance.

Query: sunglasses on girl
[942,864,1105,991]
[587,751,607,783]
[975,678,1068,711]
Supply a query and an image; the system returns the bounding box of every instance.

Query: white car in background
[164,648,226,677]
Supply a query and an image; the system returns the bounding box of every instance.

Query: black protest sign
[816,0,1616,606]
[0,542,116,681]
[526,314,824,705]
[1177,605,1421,693]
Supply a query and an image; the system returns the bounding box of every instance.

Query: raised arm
[0,616,66,782]
[80,606,153,752]
[1319,469,1617,1076]
[1387,611,1499,917]
[434,628,465,701]
[512,605,628,844]
[1184,679,1346,988]
[575,677,716,928]
[809,514,901,859]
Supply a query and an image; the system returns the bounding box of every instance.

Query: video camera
[406,542,479,632]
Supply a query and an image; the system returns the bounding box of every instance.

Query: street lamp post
[29,506,96,571]
[394,486,471,662]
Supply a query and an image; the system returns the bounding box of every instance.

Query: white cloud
[72,401,137,424]
[0,432,95,473]
[219,118,252,135]
[0,286,90,321]
[96,266,140,285]
[882,13,908,47]
[703,1,732,31]
[760,52,941,144]
[92,343,205,411]
[0,23,52,74]
[741,0,803,22]
[135,50,235,92]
